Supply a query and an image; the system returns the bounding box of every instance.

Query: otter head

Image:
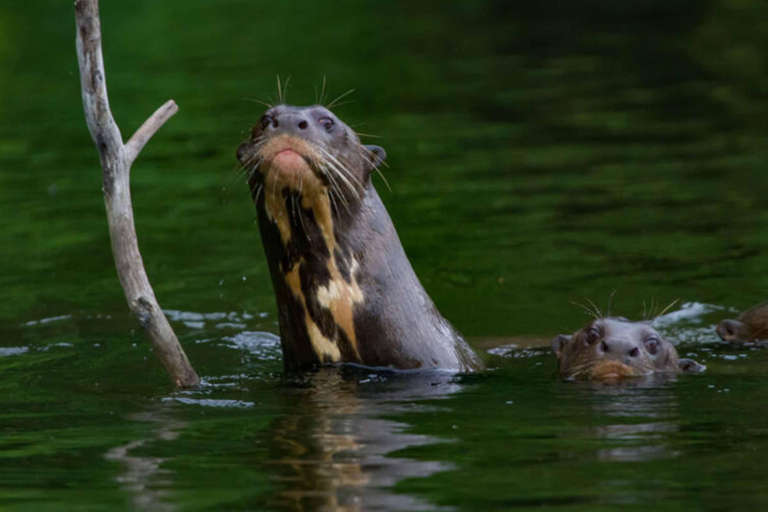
[236,105,388,369]
[716,303,768,342]
[551,317,704,381]
[236,105,385,214]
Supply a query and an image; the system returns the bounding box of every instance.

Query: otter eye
[260,115,275,130]
[644,336,660,355]
[584,327,601,345]
[318,117,334,131]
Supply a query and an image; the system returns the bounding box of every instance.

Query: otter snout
[259,108,342,145]
[263,112,312,137]
[599,337,640,364]
[716,319,744,342]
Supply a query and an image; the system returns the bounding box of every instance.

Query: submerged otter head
[716,303,768,342]
[551,317,704,381]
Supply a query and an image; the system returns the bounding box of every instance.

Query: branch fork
[75,0,199,388]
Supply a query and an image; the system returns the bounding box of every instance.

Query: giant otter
[237,104,483,372]
[716,303,768,342]
[551,317,704,381]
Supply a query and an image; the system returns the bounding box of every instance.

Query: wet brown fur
[552,317,682,381]
[717,303,768,342]
[237,104,482,372]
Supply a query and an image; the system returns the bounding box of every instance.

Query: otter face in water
[236,105,386,213]
[551,317,704,381]
[237,105,482,373]
[717,303,768,342]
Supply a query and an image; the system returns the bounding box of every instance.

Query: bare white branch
[125,100,179,164]
[74,0,199,388]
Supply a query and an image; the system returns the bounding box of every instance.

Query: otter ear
[551,335,572,359]
[365,145,387,170]
[678,358,706,373]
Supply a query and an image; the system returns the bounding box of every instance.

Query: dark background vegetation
[0,1,767,510]
[1,0,767,336]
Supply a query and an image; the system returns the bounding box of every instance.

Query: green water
[2,0,768,510]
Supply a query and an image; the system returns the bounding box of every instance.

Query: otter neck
[254,182,366,369]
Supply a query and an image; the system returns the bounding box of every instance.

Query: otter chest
[263,189,365,364]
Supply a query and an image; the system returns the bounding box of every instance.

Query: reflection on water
[102,367,463,512]
[580,375,681,464]
[267,368,461,511]
[104,407,187,512]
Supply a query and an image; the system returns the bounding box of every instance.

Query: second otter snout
[599,337,641,364]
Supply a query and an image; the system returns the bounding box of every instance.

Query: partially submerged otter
[237,105,482,372]
[717,303,768,342]
[551,317,704,381]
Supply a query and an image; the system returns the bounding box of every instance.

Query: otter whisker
[371,166,391,192]
[296,177,309,237]
[322,165,352,214]
[317,76,328,106]
[363,145,389,169]
[240,153,264,181]
[327,100,356,109]
[239,147,264,167]
[563,361,595,379]
[246,161,264,182]
[289,168,307,238]
[316,146,363,194]
[237,138,268,177]
[571,301,600,320]
[236,154,259,181]
[326,166,359,205]
[224,158,253,191]
[607,290,617,317]
[327,179,349,214]
[269,169,279,205]
[315,145,362,185]
[243,98,274,109]
[325,181,337,213]
[315,148,361,202]
[361,145,392,192]
[252,183,263,205]
[656,298,680,319]
[326,88,356,110]
[290,193,305,241]
[289,170,298,223]
[313,153,350,210]
[648,298,657,319]
[584,297,604,319]
[328,188,345,217]
[282,75,292,104]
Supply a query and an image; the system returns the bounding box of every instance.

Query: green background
[1,0,767,510]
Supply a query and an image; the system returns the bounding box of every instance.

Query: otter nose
[268,114,311,136]
[599,338,640,360]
